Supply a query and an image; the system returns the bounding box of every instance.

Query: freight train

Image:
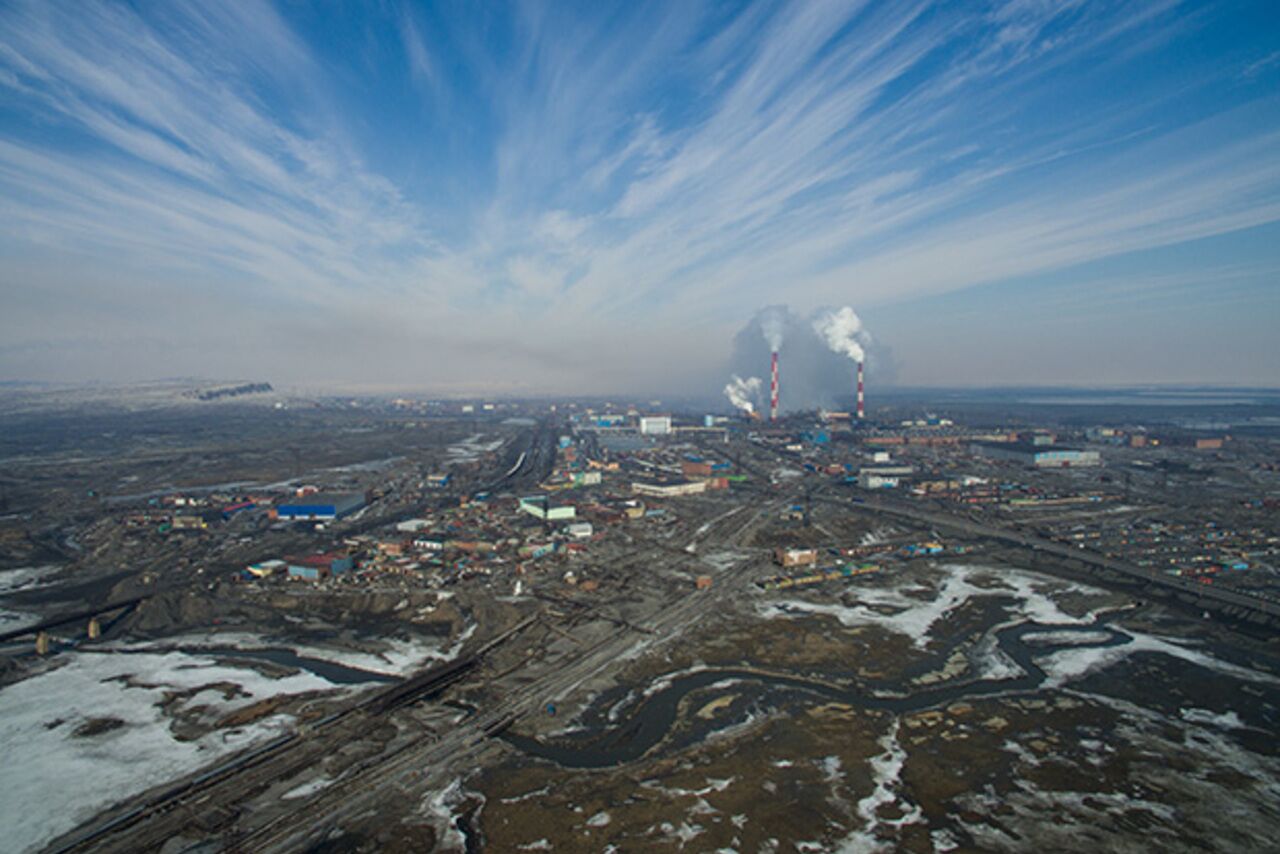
[758,562,879,590]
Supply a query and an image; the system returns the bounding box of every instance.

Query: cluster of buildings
[573,408,736,438]
[244,553,354,582]
[234,428,745,591]
[1044,517,1279,585]
[739,423,1134,509]
[122,492,268,534]
[121,487,370,535]
[1085,426,1229,450]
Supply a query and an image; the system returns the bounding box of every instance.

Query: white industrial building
[972,442,1101,468]
[631,480,706,498]
[639,416,672,436]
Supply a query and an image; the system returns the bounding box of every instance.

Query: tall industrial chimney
[770,351,780,421]
[856,360,865,420]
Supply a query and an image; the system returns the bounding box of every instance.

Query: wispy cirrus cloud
[0,0,1277,389]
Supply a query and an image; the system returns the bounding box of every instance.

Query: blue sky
[0,0,1277,393]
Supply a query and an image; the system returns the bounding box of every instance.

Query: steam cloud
[725,304,893,413]
[723,374,763,414]
[812,306,870,363]
[758,305,788,352]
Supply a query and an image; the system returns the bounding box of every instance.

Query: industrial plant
[2,0,1276,850]
[1,378,1277,853]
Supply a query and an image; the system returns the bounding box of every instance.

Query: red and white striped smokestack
[770,351,780,421]
[856,360,865,420]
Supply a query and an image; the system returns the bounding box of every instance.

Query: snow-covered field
[0,626,475,853]
[759,563,1278,693]
[0,604,39,632]
[1037,632,1280,689]
[422,777,472,851]
[760,564,1098,648]
[0,649,338,853]
[0,565,60,596]
[105,625,476,677]
[444,434,506,466]
[0,565,60,633]
[839,720,922,852]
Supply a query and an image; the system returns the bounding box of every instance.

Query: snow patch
[107,625,475,678]
[838,719,922,852]
[0,649,339,854]
[282,776,333,800]
[1180,708,1245,729]
[762,564,1113,649]
[422,778,474,851]
[1039,632,1280,689]
[0,565,60,595]
[500,785,550,804]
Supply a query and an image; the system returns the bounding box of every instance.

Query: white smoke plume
[723,374,762,414]
[726,304,893,413]
[759,305,788,352]
[812,306,870,363]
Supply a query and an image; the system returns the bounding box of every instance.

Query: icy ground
[840,720,922,851]
[0,565,59,632]
[0,565,60,595]
[0,623,476,852]
[106,624,476,676]
[444,434,506,465]
[759,563,1280,692]
[759,563,1095,649]
[0,649,339,853]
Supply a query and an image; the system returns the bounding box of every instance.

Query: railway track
[232,511,775,852]
[49,572,722,853]
[48,615,540,854]
[48,483,777,853]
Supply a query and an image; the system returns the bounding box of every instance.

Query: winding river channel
[501,618,1131,768]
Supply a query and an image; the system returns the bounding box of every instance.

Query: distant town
[1,384,1277,851]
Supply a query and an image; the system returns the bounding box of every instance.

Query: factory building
[682,459,714,478]
[286,552,354,578]
[639,416,673,436]
[971,442,1101,468]
[857,464,914,489]
[243,559,285,579]
[775,548,818,568]
[275,492,366,520]
[631,480,707,498]
[518,495,577,520]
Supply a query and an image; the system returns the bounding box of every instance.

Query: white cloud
[0,1,1277,389]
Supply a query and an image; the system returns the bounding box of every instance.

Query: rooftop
[972,441,1088,454]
